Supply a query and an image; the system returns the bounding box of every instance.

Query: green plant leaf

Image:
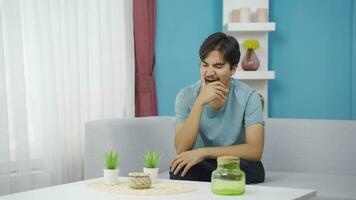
[105,150,120,169]
[143,150,161,168]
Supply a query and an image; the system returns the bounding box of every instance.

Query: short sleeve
[175,89,191,123]
[244,91,264,127]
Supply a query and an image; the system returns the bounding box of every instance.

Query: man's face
[200,50,236,88]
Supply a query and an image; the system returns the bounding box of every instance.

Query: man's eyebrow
[201,61,226,65]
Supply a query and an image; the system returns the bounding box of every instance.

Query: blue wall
[353,1,356,120]
[269,0,353,119]
[155,0,222,116]
[156,0,356,120]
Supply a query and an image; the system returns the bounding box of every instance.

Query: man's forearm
[201,144,263,161]
[175,101,204,154]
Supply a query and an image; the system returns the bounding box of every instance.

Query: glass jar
[211,156,245,195]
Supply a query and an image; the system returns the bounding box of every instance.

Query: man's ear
[230,65,237,76]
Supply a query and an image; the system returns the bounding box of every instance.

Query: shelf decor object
[256,8,268,22]
[241,39,260,71]
[231,9,240,22]
[239,7,251,22]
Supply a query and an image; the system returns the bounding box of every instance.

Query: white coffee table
[0,178,316,200]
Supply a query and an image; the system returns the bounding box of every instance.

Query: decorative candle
[231,9,240,22]
[239,7,251,22]
[256,8,268,22]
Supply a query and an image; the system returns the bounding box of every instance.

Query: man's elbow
[254,152,263,161]
[249,144,263,161]
[175,142,192,155]
[254,148,263,161]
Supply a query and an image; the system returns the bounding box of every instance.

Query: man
[170,32,265,184]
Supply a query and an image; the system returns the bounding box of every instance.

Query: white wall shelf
[233,71,275,80]
[223,0,276,117]
[224,22,276,32]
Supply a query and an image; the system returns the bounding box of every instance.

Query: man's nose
[206,68,216,76]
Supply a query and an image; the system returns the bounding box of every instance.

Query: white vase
[143,168,158,183]
[103,168,119,185]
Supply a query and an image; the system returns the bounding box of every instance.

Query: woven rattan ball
[128,172,151,189]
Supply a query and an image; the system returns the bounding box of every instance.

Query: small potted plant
[143,150,161,183]
[104,150,120,185]
[241,39,260,71]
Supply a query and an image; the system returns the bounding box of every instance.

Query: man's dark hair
[199,32,240,69]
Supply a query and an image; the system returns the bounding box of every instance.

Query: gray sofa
[84,116,356,200]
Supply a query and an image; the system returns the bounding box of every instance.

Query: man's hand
[197,79,228,106]
[170,148,206,177]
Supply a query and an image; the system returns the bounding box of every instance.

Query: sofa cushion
[263,119,356,176]
[260,171,356,199]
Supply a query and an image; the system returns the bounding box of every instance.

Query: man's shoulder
[231,78,258,98]
[177,80,200,98]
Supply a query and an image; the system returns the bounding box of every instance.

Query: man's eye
[202,64,208,67]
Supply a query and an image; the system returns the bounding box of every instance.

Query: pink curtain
[133,0,157,117]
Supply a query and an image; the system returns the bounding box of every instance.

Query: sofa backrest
[263,118,356,175]
[84,116,176,179]
[85,116,356,178]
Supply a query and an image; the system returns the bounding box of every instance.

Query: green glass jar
[211,156,245,195]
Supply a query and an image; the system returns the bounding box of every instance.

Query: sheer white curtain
[0,0,135,195]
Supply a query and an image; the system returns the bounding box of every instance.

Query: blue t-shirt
[175,77,264,149]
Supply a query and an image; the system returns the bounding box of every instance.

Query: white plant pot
[103,168,119,185]
[143,167,158,183]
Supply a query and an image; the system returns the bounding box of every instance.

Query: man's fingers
[170,155,179,169]
[173,161,187,175]
[181,163,193,177]
[170,161,177,172]
[170,157,182,172]
[210,82,228,94]
[215,90,227,101]
[171,154,182,165]
[210,80,225,87]
[215,85,228,95]
[215,93,225,102]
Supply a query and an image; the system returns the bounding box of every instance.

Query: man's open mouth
[205,78,219,83]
